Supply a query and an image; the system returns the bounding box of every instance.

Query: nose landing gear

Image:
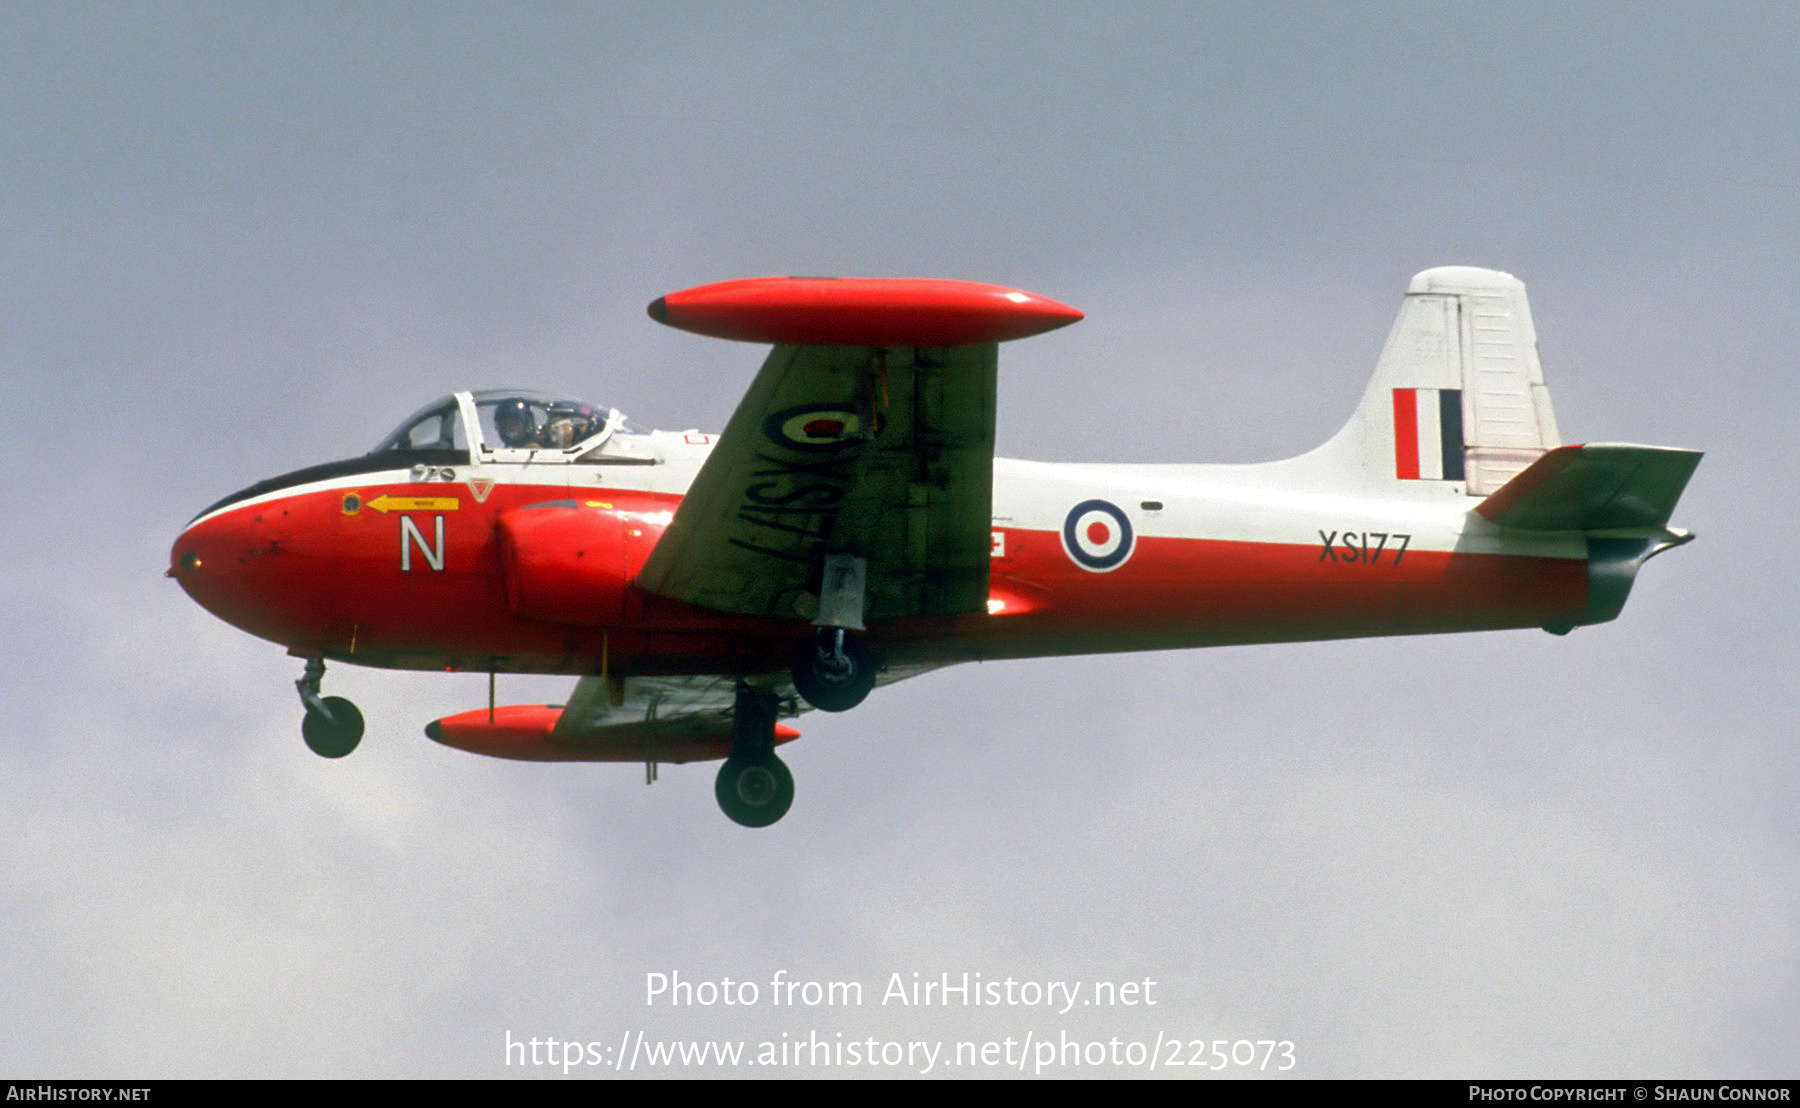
[715,682,794,827]
[296,657,364,758]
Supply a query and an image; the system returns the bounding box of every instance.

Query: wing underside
[532,665,942,762]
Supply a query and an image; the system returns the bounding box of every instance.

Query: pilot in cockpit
[493,398,540,448]
[540,404,601,448]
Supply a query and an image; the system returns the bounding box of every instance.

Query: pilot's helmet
[494,398,537,446]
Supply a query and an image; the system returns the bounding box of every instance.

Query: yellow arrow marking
[366,494,461,514]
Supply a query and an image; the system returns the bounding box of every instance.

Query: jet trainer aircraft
[170,267,1701,826]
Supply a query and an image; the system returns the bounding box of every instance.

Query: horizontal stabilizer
[1474,443,1702,531]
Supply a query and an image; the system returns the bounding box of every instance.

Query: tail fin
[1310,266,1562,493]
[1293,267,1701,631]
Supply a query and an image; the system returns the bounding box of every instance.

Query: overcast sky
[2,1,1794,1078]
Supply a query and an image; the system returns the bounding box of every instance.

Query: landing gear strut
[793,553,877,712]
[791,627,875,712]
[296,657,364,759]
[715,682,794,828]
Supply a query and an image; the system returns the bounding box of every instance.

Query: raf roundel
[762,405,863,452]
[1062,499,1135,572]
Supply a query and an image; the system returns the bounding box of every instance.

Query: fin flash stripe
[1393,388,1465,481]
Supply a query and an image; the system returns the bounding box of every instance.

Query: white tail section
[1304,266,1562,494]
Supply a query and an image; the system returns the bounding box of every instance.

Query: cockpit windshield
[372,390,634,459]
[372,396,467,454]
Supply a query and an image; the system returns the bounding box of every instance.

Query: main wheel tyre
[715,753,794,828]
[302,696,365,759]
[791,633,875,712]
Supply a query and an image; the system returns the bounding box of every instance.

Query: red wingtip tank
[426,705,800,764]
[648,276,1083,347]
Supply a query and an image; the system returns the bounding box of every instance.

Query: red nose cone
[170,504,339,648]
[649,277,1083,347]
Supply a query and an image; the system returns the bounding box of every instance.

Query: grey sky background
[2,1,1794,1078]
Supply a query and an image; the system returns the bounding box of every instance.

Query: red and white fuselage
[169,425,1599,671]
[170,268,1698,798]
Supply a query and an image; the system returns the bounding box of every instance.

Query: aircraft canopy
[371,390,636,461]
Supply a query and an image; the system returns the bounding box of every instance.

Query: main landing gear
[715,682,794,828]
[296,657,364,759]
[791,627,876,712]
[792,553,877,712]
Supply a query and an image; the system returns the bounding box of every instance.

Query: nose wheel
[791,628,875,712]
[296,658,364,758]
[302,697,365,758]
[715,683,794,827]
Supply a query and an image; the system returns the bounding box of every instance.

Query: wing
[637,342,997,622]
[635,277,1081,624]
[557,662,944,737]
[426,666,945,765]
